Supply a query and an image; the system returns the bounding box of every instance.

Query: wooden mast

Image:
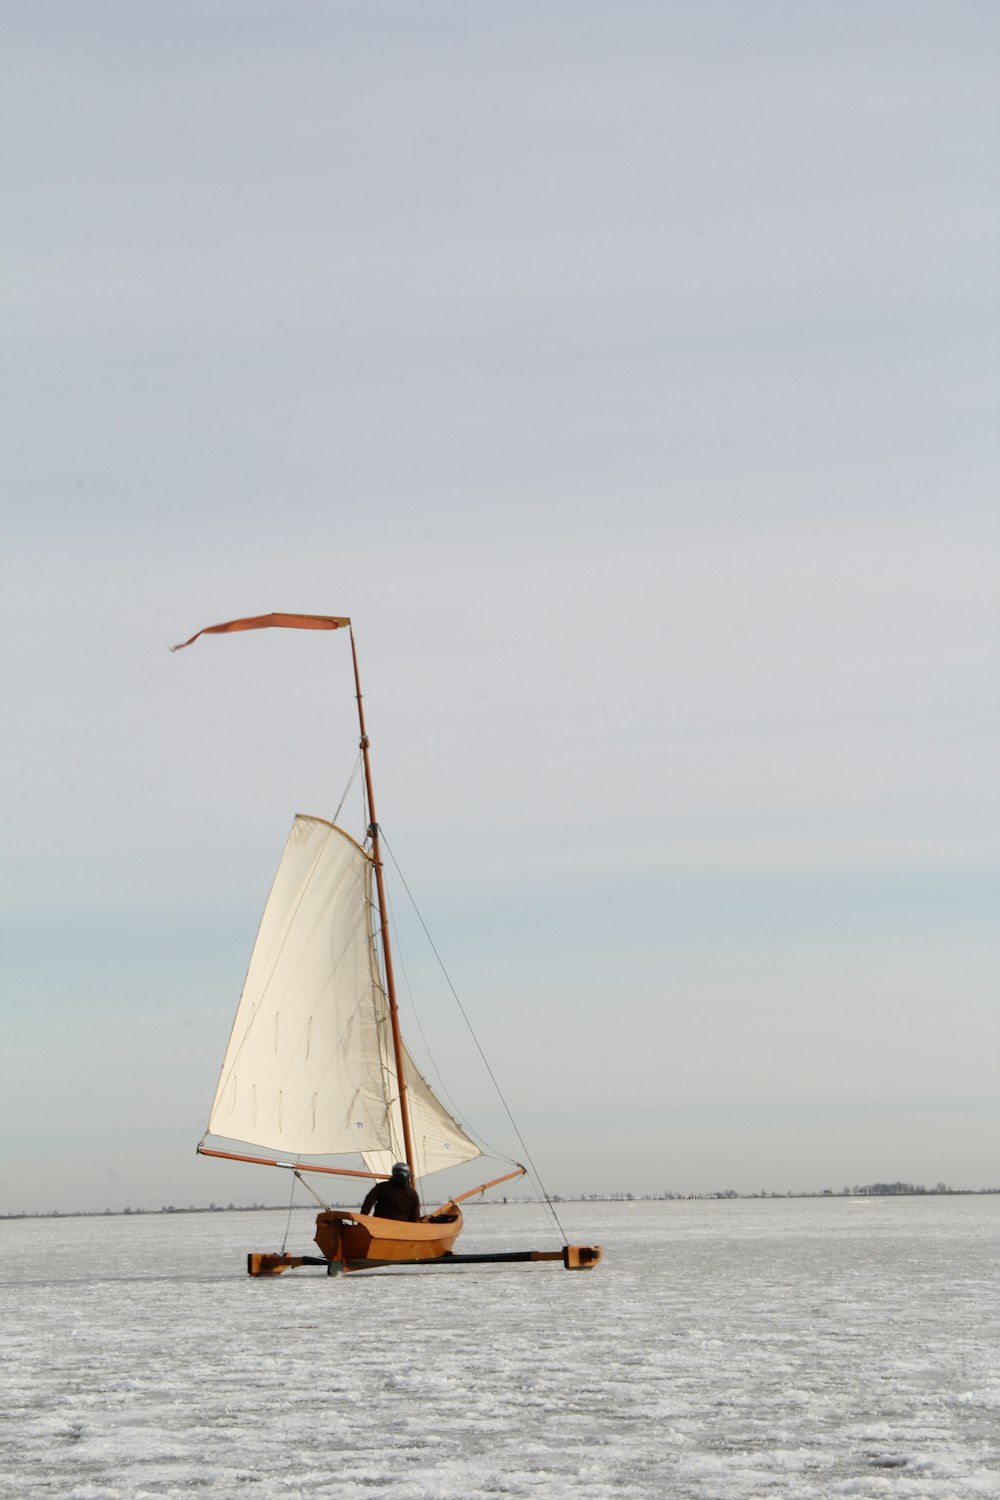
[348,626,417,1179]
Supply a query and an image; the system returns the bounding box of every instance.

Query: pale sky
[3,2,998,1214]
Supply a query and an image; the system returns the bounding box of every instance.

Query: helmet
[391,1161,411,1178]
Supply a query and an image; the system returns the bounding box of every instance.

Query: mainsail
[203,814,480,1180]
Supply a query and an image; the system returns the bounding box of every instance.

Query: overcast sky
[3,2,998,1214]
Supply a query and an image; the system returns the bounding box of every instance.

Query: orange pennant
[171,612,351,652]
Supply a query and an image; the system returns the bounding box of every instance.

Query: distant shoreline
[4,1183,999,1221]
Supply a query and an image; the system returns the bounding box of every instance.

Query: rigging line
[382,869,507,1164]
[292,1170,331,1212]
[281,1168,332,1251]
[279,1163,299,1254]
[380,831,571,1247]
[332,753,363,826]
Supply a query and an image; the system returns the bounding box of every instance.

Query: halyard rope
[382,872,503,1162]
[381,830,571,1247]
[332,753,363,826]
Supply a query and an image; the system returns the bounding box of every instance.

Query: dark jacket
[361,1176,421,1221]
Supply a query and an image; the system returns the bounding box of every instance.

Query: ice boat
[173,612,601,1276]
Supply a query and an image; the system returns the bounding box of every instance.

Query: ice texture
[2,1196,999,1498]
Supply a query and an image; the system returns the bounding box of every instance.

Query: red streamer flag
[170,612,351,652]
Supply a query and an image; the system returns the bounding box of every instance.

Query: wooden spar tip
[563,1244,602,1271]
[197,1145,387,1180]
[248,1253,328,1277]
[246,1245,603,1276]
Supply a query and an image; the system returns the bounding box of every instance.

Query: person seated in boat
[360,1162,421,1221]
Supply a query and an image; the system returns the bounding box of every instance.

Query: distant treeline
[591,1182,998,1201]
[629,1182,997,1201]
[4,1182,1000,1219]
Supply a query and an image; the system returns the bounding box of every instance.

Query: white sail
[362,1042,482,1181]
[204,814,480,1177]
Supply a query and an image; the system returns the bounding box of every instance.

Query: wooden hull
[314,1208,463,1269]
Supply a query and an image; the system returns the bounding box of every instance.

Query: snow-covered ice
[2,1196,999,1498]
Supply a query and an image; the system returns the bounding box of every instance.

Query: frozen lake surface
[3,1195,999,1498]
